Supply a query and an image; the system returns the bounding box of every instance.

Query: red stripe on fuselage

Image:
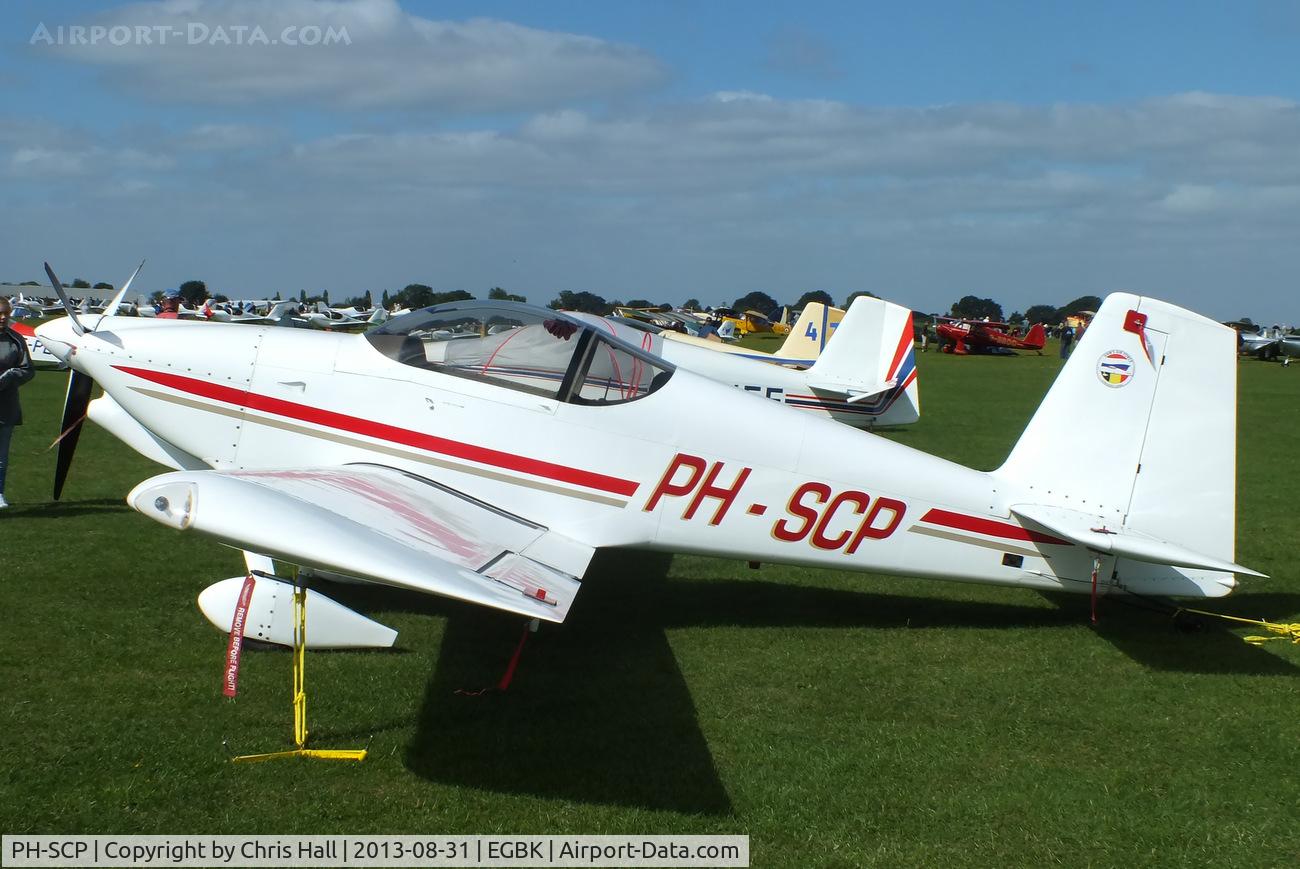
[920,508,1071,545]
[112,364,639,497]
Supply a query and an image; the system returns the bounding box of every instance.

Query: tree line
[947,294,1102,325]
[29,274,1101,326]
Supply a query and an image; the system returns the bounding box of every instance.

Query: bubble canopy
[366,300,674,405]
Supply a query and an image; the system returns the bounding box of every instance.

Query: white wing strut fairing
[198,575,399,649]
[128,464,593,623]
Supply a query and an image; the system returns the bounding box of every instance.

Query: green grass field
[2,341,1298,867]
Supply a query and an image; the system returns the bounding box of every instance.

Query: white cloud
[5,91,1299,322]
[175,123,278,150]
[4,129,175,180]
[9,147,87,177]
[40,0,667,111]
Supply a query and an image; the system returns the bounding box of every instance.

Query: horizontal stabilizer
[128,464,594,622]
[803,295,919,424]
[806,378,895,403]
[1011,504,1266,577]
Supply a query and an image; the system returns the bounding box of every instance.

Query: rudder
[994,293,1250,589]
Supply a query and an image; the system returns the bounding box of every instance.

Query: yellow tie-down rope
[1175,607,1300,646]
[233,581,367,763]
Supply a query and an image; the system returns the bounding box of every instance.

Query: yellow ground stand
[233,580,367,763]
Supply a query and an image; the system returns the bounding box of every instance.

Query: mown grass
[1,340,1298,867]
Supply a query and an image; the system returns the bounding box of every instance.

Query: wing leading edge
[127,464,595,622]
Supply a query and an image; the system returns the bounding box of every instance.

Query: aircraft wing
[127,464,595,622]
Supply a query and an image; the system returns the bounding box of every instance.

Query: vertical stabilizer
[994,293,1243,588]
[805,296,919,424]
[775,302,846,361]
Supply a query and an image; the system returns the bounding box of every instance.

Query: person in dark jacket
[0,298,36,508]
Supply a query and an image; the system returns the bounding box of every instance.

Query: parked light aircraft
[582,295,918,428]
[1237,324,1298,363]
[36,264,1260,649]
[937,318,1047,355]
[716,308,788,336]
[645,301,848,367]
[201,300,300,325]
[296,301,389,330]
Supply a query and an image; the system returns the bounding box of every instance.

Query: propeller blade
[53,369,94,500]
[97,259,146,327]
[43,262,87,336]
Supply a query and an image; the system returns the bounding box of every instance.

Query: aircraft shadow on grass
[325,552,1296,810]
[397,550,1088,814]
[5,498,130,519]
[1040,592,1300,678]
[403,550,733,815]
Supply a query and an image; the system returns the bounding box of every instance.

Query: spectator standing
[0,298,36,508]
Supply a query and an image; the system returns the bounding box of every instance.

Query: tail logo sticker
[1097,350,1134,387]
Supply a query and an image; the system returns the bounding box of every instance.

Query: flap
[128,464,595,622]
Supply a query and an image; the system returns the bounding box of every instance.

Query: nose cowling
[34,317,78,364]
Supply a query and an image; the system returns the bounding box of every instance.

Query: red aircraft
[936,318,1046,355]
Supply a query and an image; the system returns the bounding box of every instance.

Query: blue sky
[2,0,1298,322]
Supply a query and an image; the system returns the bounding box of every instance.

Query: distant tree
[1024,304,1058,325]
[794,290,834,309]
[1058,295,1102,318]
[70,278,91,289]
[321,290,330,306]
[396,284,435,309]
[843,290,878,308]
[149,290,164,303]
[273,291,281,301]
[624,298,654,309]
[950,295,1003,322]
[20,280,39,286]
[1008,310,1025,325]
[213,294,230,303]
[364,290,373,309]
[732,291,779,318]
[431,290,472,306]
[299,289,307,304]
[393,284,473,309]
[178,280,208,307]
[682,298,701,310]
[381,289,390,308]
[488,287,526,303]
[92,281,114,290]
[548,290,611,314]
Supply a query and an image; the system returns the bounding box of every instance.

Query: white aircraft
[296,301,388,330]
[201,300,300,325]
[36,264,1261,650]
[578,295,919,428]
